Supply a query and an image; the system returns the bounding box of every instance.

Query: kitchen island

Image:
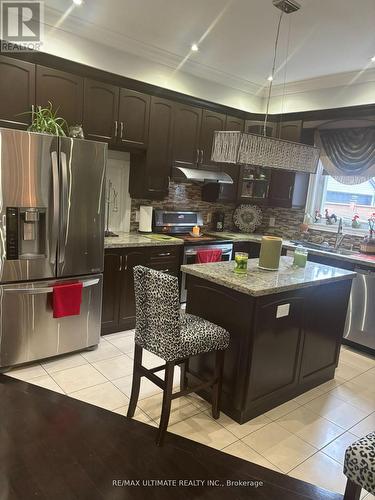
[181,256,356,423]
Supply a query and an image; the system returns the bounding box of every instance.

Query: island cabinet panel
[247,295,304,404]
[83,78,119,143]
[102,245,182,334]
[0,56,35,129]
[36,65,83,126]
[172,103,202,168]
[300,279,352,384]
[185,275,352,423]
[117,89,150,149]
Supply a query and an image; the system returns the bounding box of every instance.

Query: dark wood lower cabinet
[101,245,182,335]
[185,275,352,423]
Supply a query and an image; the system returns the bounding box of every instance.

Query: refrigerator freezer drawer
[0,274,102,368]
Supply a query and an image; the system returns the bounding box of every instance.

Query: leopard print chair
[127,265,230,446]
[343,431,375,500]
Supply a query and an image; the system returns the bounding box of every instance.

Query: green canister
[258,236,282,270]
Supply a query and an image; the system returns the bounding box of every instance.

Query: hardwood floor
[0,376,343,500]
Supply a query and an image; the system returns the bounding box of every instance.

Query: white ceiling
[45,0,375,92]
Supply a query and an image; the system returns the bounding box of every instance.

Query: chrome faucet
[334,218,347,250]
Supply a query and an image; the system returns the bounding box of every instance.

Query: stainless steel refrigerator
[0,128,107,369]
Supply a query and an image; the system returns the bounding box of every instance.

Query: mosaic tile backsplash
[130,181,365,251]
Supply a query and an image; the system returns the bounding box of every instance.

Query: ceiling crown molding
[44,6,262,96]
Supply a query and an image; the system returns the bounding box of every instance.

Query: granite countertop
[208,231,375,269]
[181,256,356,297]
[104,232,183,249]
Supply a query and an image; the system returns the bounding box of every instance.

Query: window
[307,162,375,232]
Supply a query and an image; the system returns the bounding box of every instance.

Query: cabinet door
[146,96,174,196]
[225,115,244,132]
[245,119,277,137]
[277,120,302,142]
[199,109,226,166]
[36,65,83,127]
[118,249,149,331]
[268,170,295,208]
[117,89,150,148]
[0,56,35,129]
[83,78,119,143]
[101,251,121,334]
[172,103,202,168]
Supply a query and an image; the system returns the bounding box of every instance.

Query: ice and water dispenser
[6,207,46,260]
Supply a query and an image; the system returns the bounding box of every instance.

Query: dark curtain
[316,127,375,184]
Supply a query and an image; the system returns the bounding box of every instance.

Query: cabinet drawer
[148,261,179,277]
[148,246,180,263]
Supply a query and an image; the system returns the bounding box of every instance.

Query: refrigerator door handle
[50,151,60,265]
[59,151,69,266]
[5,278,100,295]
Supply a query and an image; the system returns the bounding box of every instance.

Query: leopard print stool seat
[127,265,230,446]
[343,431,375,500]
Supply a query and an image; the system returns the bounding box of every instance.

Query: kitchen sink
[290,240,360,257]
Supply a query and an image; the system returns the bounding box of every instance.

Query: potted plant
[24,102,68,136]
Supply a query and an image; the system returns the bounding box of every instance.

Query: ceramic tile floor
[6,331,375,498]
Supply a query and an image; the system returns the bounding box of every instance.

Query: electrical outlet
[206,213,212,223]
[135,210,140,222]
[269,217,276,227]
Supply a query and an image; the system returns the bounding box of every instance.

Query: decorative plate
[233,204,262,233]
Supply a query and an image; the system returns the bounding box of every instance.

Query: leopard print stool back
[344,431,375,496]
[133,266,181,361]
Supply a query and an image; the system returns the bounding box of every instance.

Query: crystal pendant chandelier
[211,0,320,174]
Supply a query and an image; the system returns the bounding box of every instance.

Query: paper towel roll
[258,236,282,270]
[139,206,153,233]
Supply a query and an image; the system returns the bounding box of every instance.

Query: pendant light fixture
[211,0,320,174]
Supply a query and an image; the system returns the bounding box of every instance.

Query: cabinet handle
[31,104,35,122]
[156,252,171,257]
[114,121,118,138]
[120,122,124,139]
[159,269,170,273]
[288,185,293,199]
[123,254,128,271]
[196,149,199,166]
[200,149,204,164]
[119,255,123,272]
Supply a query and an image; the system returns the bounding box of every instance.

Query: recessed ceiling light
[73,0,83,5]
[191,44,199,52]
[371,55,375,62]
[267,75,273,81]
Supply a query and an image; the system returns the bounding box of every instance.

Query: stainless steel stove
[153,210,233,302]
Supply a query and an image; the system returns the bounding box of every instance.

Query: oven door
[180,244,233,302]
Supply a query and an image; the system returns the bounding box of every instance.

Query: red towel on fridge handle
[196,249,223,264]
[52,282,83,318]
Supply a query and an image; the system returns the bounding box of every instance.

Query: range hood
[172,166,233,184]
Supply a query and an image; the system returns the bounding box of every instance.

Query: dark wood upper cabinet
[0,56,35,129]
[129,96,174,199]
[117,89,150,149]
[172,103,202,168]
[245,119,277,137]
[83,78,119,143]
[36,65,83,127]
[268,171,295,208]
[277,120,302,142]
[199,109,226,166]
[225,115,244,132]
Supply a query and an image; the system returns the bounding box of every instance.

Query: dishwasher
[343,266,375,353]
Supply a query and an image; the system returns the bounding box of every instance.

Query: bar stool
[343,431,375,499]
[127,265,230,446]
